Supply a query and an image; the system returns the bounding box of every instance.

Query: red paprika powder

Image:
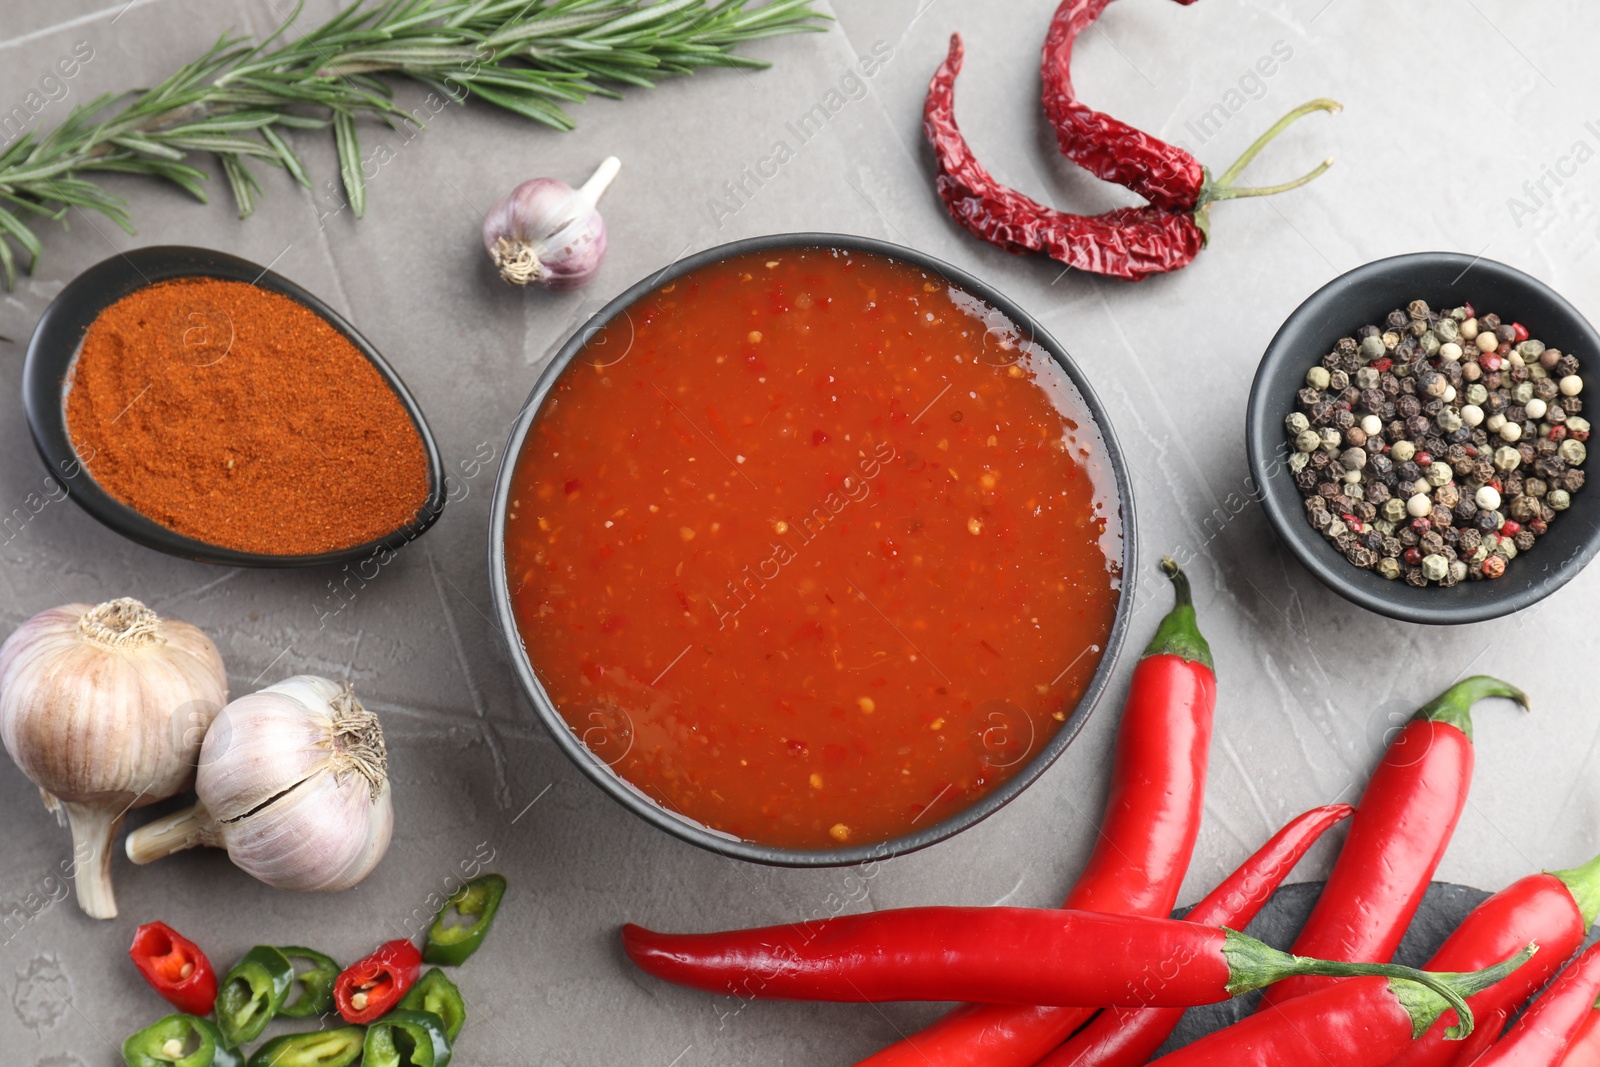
[65,277,429,556]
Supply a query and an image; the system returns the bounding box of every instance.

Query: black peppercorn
[1565,469,1586,492]
[1458,527,1482,552]
[1474,509,1500,531]
[1514,529,1536,552]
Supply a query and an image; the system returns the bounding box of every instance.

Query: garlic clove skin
[0,598,226,919]
[218,772,393,892]
[126,674,393,894]
[484,156,619,290]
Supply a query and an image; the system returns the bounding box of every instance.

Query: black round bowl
[1247,251,1600,624]
[23,246,446,567]
[489,233,1138,866]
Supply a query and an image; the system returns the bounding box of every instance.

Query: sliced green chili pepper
[245,1026,364,1067]
[215,945,295,1048]
[398,968,466,1042]
[122,1014,243,1067]
[275,946,341,1018]
[424,873,506,966]
[362,1009,452,1067]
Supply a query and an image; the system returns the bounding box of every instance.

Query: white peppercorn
[1476,333,1500,354]
[1560,375,1584,396]
[1525,397,1547,420]
[1438,341,1463,362]
[1360,414,1382,436]
[1407,493,1433,517]
[1476,485,1502,510]
[1461,318,1480,341]
[1486,413,1507,433]
[1500,421,1523,443]
[1461,404,1484,427]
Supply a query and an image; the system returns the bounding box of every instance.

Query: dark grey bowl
[23,245,446,567]
[489,233,1138,866]
[1247,251,1600,624]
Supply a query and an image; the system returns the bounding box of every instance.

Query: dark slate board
[1161,881,1492,1053]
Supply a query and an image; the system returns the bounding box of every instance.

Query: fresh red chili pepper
[1039,803,1354,1067]
[1469,942,1600,1066]
[1148,948,1535,1067]
[1559,1007,1600,1067]
[622,908,1489,1022]
[129,921,218,1016]
[1259,675,1528,1009]
[1386,850,1600,1067]
[1039,0,1337,219]
[854,558,1214,1067]
[333,938,423,1024]
[925,33,1202,282]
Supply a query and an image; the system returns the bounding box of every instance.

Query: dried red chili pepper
[1471,942,1600,1066]
[855,558,1214,1067]
[129,921,218,1016]
[1040,0,1337,222]
[333,938,423,1024]
[1038,803,1354,1067]
[1260,676,1527,1009]
[1040,0,1202,209]
[926,34,1202,281]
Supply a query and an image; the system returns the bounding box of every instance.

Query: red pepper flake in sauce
[504,248,1122,849]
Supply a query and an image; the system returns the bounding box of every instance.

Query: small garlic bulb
[126,675,392,892]
[483,156,620,289]
[0,598,227,919]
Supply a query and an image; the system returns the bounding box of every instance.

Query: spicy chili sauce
[504,247,1121,850]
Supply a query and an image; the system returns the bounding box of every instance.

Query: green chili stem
[1552,851,1600,928]
[1204,157,1333,202]
[1412,675,1529,740]
[1222,932,1536,1041]
[1140,557,1214,670]
[1211,98,1343,189]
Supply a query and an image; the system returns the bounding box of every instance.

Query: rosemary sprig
[0,0,827,288]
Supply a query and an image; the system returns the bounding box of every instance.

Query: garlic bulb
[483,156,620,289]
[126,675,392,892]
[0,598,227,919]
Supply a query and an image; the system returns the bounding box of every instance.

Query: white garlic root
[0,597,227,919]
[125,676,393,893]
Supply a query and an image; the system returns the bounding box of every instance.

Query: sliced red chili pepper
[1260,676,1527,1009]
[129,921,219,1017]
[1040,0,1204,210]
[623,908,1516,1026]
[1039,803,1354,1067]
[1149,949,1534,1067]
[856,558,1214,1067]
[1471,942,1600,1066]
[925,33,1202,282]
[858,558,1213,1065]
[1385,850,1600,1067]
[333,938,423,1024]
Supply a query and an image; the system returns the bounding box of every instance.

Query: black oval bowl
[23,246,446,567]
[1247,252,1600,625]
[489,233,1138,867]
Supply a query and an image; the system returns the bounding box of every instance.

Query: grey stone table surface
[1,0,1597,1063]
